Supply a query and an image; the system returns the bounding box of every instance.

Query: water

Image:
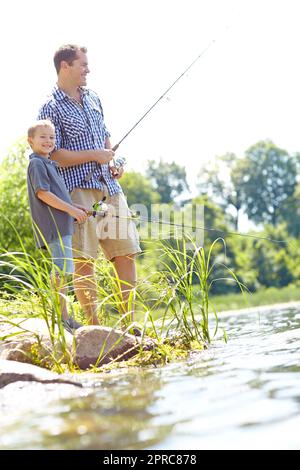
[1,305,300,450]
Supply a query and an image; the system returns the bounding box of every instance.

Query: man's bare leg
[113,254,137,322]
[73,259,99,325]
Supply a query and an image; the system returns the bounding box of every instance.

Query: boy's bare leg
[113,255,137,322]
[73,259,100,325]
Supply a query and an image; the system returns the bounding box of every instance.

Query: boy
[27,119,88,331]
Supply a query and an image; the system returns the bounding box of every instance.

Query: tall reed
[0,219,246,370]
[157,236,247,345]
[0,220,73,371]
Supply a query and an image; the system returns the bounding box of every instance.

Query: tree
[197,153,244,230]
[238,140,297,226]
[146,159,189,203]
[189,195,249,294]
[120,171,161,210]
[249,225,293,288]
[0,139,36,254]
[280,183,300,237]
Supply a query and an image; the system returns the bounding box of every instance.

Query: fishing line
[89,207,288,245]
[85,26,289,247]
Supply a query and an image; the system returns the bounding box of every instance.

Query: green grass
[0,236,243,368]
[0,234,259,371]
[210,284,300,313]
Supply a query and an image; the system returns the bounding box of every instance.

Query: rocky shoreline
[0,315,155,386]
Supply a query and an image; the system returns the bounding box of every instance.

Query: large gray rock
[74,326,155,370]
[0,359,81,388]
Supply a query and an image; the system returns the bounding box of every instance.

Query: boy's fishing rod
[111,39,216,152]
[87,201,288,245]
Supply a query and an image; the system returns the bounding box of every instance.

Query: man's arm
[51,148,114,168]
[105,136,112,149]
[39,104,114,168]
[36,190,88,223]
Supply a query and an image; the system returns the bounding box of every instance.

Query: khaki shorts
[70,187,141,261]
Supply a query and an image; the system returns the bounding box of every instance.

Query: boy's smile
[28,125,55,157]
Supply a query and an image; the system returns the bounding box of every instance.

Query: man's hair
[53,44,87,74]
[27,120,55,138]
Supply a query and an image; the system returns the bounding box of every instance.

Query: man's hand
[94,149,115,164]
[110,165,124,179]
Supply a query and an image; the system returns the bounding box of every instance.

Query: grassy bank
[210,284,300,313]
[2,236,299,372]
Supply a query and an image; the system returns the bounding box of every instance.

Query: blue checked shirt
[38,86,121,196]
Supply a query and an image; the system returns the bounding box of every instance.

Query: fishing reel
[90,198,109,218]
[110,157,127,177]
[114,157,127,169]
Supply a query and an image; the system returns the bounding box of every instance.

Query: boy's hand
[69,207,88,223]
[73,203,89,213]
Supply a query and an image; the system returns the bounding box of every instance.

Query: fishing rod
[85,39,217,183]
[111,39,216,152]
[87,200,288,245]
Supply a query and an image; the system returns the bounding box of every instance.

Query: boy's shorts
[48,235,74,274]
[70,187,142,261]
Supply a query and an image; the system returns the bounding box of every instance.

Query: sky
[1,0,300,196]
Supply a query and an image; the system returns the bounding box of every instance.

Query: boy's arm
[36,190,88,223]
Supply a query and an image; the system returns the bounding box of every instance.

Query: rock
[0,359,82,388]
[0,317,73,367]
[0,316,156,371]
[74,326,155,370]
[1,336,42,362]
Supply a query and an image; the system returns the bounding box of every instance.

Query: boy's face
[28,126,55,156]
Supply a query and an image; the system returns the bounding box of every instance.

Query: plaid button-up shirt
[38,86,121,196]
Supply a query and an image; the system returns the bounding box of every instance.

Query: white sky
[1,0,300,195]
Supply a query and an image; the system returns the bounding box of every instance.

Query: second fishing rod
[85,199,288,246]
[85,39,216,182]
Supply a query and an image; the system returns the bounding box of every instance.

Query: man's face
[68,50,90,86]
[28,126,56,156]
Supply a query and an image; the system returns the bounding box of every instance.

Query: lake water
[1,304,300,450]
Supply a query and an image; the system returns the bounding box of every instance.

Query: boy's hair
[27,120,55,138]
[54,44,87,74]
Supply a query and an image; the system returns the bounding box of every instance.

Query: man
[38,44,141,326]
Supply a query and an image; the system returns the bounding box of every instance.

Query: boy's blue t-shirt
[27,153,74,248]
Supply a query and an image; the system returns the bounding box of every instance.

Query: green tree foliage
[249,225,294,288]
[120,171,161,210]
[1,138,298,297]
[185,195,238,294]
[225,236,259,291]
[146,159,189,203]
[280,183,300,237]
[0,139,36,254]
[239,140,297,226]
[197,153,244,230]
[191,195,229,246]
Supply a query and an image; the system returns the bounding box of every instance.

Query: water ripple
[0,305,299,449]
